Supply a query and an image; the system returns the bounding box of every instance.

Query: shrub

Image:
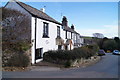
[86,44,99,53]
[43,50,72,64]
[43,45,97,66]
[7,53,30,67]
[64,60,72,68]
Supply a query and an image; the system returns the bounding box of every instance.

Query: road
[2,53,119,78]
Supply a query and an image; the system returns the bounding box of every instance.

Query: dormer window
[43,22,49,38]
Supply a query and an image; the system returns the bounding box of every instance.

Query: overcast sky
[1,1,119,38]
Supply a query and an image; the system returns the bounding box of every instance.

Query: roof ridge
[17,1,47,15]
[14,0,61,25]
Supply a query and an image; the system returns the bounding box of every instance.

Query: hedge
[43,44,99,66]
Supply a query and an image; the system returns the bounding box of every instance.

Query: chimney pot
[71,24,75,30]
[62,16,68,26]
[40,8,45,13]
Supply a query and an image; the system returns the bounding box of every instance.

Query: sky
[1,1,118,38]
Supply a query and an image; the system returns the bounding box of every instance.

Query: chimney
[40,8,45,13]
[71,24,75,30]
[62,16,68,26]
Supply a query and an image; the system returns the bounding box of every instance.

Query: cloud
[103,25,118,37]
[77,25,118,38]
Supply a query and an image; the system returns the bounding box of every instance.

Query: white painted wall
[36,18,64,51]
[67,31,71,39]
[31,17,65,64]
[63,30,75,50]
[73,33,77,43]
[79,37,84,47]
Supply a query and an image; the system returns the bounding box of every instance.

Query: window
[35,48,43,60]
[72,33,74,39]
[71,32,72,39]
[66,31,67,39]
[57,26,60,37]
[43,22,49,38]
[68,31,70,39]
[58,45,62,50]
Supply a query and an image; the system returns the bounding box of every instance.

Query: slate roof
[63,26,79,34]
[10,1,62,25]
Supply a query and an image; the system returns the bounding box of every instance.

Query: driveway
[2,53,119,78]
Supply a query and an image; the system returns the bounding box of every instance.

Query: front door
[65,45,68,50]
[35,48,43,60]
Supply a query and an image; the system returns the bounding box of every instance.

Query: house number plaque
[45,40,49,44]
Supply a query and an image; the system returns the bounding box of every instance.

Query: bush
[43,50,72,64]
[87,44,99,52]
[7,53,30,67]
[43,45,97,66]
[64,60,72,68]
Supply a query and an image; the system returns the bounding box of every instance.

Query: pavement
[30,66,60,71]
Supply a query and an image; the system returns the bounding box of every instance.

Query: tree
[103,37,108,40]
[118,40,120,50]
[96,39,103,49]
[102,40,117,51]
[114,37,119,42]
[93,33,104,39]
[95,37,108,49]
[114,37,119,50]
[1,7,31,51]
[1,7,31,66]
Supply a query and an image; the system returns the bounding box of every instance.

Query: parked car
[112,50,120,55]
[107,50,111,53]
[98,50,106,56]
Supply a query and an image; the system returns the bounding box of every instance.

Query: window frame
[66,31,67,39]
[71,32,72,39]
[57,26,60,37]
[43,22,49,38]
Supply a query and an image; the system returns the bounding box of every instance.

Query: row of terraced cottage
[4,0,84,64]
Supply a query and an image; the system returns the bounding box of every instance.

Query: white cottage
[4,0,83,64]
[61,16,81,49]
[5,0,66,64]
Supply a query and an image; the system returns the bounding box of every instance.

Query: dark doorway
[35,48,43,60]
[65,45,68,50]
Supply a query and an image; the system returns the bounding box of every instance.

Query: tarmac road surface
[2,53,119,78]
